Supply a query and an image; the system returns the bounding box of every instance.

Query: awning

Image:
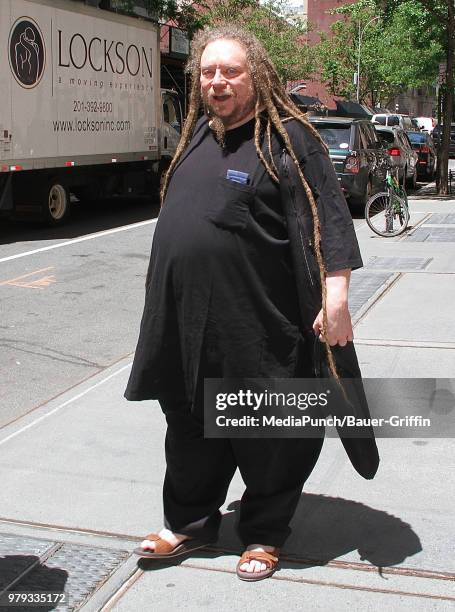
[333,100,374,118]
[288,93,326,111]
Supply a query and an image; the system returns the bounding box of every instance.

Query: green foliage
[242,0,316,83]
[315,0,444,105]
[316,4,384,103]
[111,0,316,82]
[191,0,316,82]
[375,1,443,89]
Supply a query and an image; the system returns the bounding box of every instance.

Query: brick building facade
[288,0,356,109]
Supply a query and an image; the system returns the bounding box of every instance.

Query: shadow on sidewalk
[284,493,421,568]
[136,493,422,574]
[0,556,68,611]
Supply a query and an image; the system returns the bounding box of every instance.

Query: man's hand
[312,269,353,347]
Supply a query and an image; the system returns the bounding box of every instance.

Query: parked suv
[372,113,415,131]
[309,116,389,208]
[374,126,418,188]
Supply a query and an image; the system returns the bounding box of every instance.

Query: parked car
[407,131,437,181]
[372,113,415,131]
[415,116,436,134]
[432,123,455,157]
[374,126,418,189]
[309,116,389,208]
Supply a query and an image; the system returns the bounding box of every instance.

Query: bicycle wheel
[365,191,410,237]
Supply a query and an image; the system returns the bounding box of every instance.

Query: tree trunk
[438,0,454,196]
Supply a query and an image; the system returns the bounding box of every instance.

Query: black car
[432,123,455,157]
[407,131,437,181]
[309,116,389,208]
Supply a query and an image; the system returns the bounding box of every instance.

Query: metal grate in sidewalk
[349,271,394,316]
[366,256,432,271]
[424,213,455,225]
[0,532,129,611]
[405,212,455,241]
[406,227,455,242]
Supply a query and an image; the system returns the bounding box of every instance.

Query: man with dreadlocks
[125,25,376,581]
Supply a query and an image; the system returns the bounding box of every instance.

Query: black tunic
[125,116,362,405]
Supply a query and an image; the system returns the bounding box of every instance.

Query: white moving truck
[0,0,182,224]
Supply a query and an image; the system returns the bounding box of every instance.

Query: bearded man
[125,25,378,581]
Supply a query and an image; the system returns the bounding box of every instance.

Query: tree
[375,2,443,104]
[376,0,454,194]
[315,2,387,105]
[195,0,316,83]
[315,0,442,107]
[239,0,316,83]
[316,0,453,194]
[109,0,316,83]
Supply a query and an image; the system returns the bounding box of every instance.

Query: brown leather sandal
[236,548,280,581]
[133,533,209,559]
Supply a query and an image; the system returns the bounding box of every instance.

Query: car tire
[406,168,417,190]
[400,168,406,188]
[349,178,372,212]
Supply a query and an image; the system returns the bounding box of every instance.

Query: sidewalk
[0,194,454,611]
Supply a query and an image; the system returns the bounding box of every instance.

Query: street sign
[438,62,447,85]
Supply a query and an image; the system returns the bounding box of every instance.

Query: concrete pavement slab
[353,273,455,347]
[0,361,453,581]
[356,344,455,378]
[107,558,454,612]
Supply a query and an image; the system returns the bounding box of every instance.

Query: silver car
[374,126,418,189]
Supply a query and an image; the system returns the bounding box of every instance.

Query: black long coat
[278,136,380,480]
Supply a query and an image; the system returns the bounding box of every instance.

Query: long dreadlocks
[161,25,339,380]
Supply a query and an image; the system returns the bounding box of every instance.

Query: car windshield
[312,124,351,149]
[407,132,426,144]
[376,130,395,144]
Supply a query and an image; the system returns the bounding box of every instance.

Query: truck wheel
[42,182,71,225]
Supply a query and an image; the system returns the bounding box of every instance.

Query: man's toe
[240,560,266,573]
[140,539,155,551]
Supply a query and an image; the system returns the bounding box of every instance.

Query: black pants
[160,396,324,547]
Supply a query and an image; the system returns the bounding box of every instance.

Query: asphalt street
[0,197,159,427]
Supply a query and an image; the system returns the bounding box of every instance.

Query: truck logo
[9,17,45,88]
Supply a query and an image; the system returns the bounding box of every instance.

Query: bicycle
[365,170,410,237]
